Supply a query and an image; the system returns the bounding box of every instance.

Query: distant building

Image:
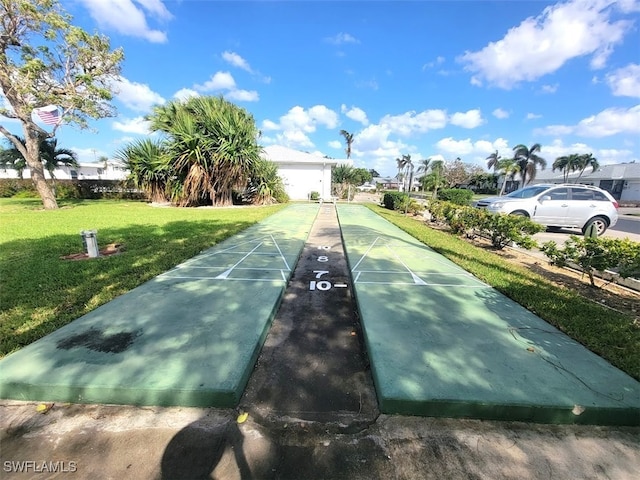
[525,162,640,202]
[0,160,128,181]
[262,145,350,200]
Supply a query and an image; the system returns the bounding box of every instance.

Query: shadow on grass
[0,218,255,356]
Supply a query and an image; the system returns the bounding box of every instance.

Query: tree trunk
[24,131,58,209]
[213,188,233,207]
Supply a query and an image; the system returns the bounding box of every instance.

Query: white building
[0,160,128,180]
[262,145,349,201]
[527,162,640,202]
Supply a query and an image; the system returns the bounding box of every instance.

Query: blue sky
[8,0,640,176]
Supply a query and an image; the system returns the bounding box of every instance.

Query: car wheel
[510,211,528,217]
[582,216,608,236]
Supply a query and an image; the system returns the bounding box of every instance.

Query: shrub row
[437,188,474,205]
[541,236,640,286]
[382,191,423,214]
[0,179,146,200]
[427,200,544,249]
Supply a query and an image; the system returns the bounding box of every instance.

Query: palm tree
[39,137,78,180]
[513,143,546,187]
[148,96,262,206]
[339,130,354,159]
[116,138,171,203]
[246,158,287,205]
[496,158,520,195]
[0,137,27,178]
[552,154,580,183]
[486,150,501,172]
[332,164,357,199]
[416,158,431,192]
[423,159,446,199]
[395,154,413,192]
[575,153,599,182]
[0,135,77,182]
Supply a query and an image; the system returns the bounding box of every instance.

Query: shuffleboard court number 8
[317,256,329,262]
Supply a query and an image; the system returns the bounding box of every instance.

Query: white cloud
[434,137,511,165]
[77,0,172,43]
[308,105,339,128]
[535,105,640,137]
[261,119,280,131]
[325,32,360,45]
[449,109,485,128]
[459,0,634,89]
[380,109,448,136]
[112,116,151,135]
[422,56,445,70]
[436,137,475,156]
[470,76,482,87]
[328,140,342,149]
[196,72,236,91]
[222,51,252,73]
[111,77,165,111]
[341,104,369,125]
[493,108,510,119]
[541,139,634,165]
[226,89,259,102]
[353,124,409,159]
[261,105,339,149]
[541,84,559,93]
[526,113,543,120]
[606,63,640,98]
[194,71,259,102]
[71,147,110,164]
[173,88,199,101]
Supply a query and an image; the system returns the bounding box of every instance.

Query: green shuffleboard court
[337,204,640,425]
[0,204,319,408]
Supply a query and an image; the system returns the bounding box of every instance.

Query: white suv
[474,184,619,235]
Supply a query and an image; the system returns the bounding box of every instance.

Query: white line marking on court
[384,243,427,285]
[280,270,288,281]
[355,282,490,287]
[351,237,381,271]
[216,242,264,279]
[270,234,291,271]
[165,276,285,282]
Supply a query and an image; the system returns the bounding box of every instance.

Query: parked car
[474,184,619,235]
[357,183,377,192]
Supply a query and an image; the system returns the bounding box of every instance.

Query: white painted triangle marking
[411,273,427,285]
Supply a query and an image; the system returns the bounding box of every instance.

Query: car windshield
[505,186,551,199]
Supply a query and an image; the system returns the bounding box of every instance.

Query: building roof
[532,162,640,182]
[262,145,347,165]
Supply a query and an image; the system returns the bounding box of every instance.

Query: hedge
[0,179,146,200]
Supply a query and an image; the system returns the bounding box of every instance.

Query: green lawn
[369,205,639,381]
[0,198,285,357]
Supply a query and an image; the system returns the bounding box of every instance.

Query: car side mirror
[540,195,551,202]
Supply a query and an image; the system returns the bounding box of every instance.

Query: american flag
[34,105,61,125]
